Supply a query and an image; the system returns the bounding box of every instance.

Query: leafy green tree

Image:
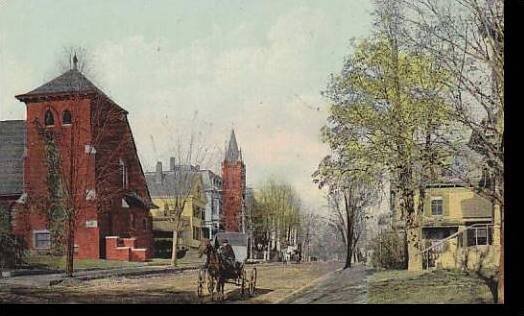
[251,178,301,259]
[319,32,453,270]
[393,0,504,301]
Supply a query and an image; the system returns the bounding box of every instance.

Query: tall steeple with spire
[225,129,241,163]
[221,129,246,232]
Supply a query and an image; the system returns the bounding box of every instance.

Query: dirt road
[0,261,341,304]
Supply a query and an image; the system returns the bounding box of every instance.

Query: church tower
[221,130,246,232]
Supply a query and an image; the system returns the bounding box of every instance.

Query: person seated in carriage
[219,239,241,274]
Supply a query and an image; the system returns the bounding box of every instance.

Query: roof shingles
[0,120,26,196]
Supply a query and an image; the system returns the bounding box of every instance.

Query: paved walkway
[0,265,198,288]
[280,264,372,304]
[0,260,299,288]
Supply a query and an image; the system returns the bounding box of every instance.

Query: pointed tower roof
[225,129,240,163]
[16,68,99,101]
[15,62,128,113]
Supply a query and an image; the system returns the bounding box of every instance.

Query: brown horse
[199,242,226,301]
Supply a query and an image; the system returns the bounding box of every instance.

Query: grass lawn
[24,255,144,270]
[23,249,205,271]
[368,268,497,304]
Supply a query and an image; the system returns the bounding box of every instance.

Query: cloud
[1,2,374,213]
[85,6,339,211]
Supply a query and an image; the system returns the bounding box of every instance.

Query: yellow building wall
[150,195,205,249]
[396,186,499,271]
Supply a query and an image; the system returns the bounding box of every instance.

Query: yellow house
[414,182,500,271]
[145,162,207,255]
[391,178,501,271]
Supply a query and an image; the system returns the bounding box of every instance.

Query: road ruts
[280,264,371,304]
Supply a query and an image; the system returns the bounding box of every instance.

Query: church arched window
[62,110,72,125]
[44,110,54,126]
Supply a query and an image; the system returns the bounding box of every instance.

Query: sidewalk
[277,264,371,304]
[0,264,201,288]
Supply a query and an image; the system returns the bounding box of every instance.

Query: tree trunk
[344,194,353,269]
[171,227,178,266]
[406,226,422,271]
[498,205,504,303]
[65,216,75,277]
[403,186,422,271]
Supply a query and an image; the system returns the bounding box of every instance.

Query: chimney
[156,161,162,184]
[170,157,176,171]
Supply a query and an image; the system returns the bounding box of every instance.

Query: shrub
[0,206,27,270]
[370,228,406,269]
[0,233,27,270]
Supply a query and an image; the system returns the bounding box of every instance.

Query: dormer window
[62,110,72,125]
[44,110,54,126]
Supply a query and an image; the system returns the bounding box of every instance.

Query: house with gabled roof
[3,57,156,261]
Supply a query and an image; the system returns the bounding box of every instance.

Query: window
[143,218,148,231]
[119,159,128,189]
[193,227,201,241]
[34,230,51,249]
[62,110,72,125]
[202,227,210,239]
[466,225,492,246]
[193,206,201,219]
[130,213,135,228]
[212,199,217,215]
[431,198,443,216]
[44,110,54,126]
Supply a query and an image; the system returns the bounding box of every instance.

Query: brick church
[221,130,246,232]
[1,57,155,261]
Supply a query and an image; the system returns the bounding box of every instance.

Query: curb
[273,267,342,304]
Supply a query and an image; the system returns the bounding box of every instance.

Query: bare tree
[31,91,132,277]
[151,114,217,266]
[314,155,380,269]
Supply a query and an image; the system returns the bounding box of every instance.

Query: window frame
[44,109,55,127]
[130,213,135,229]
[33,229,51,250]
[430,197,444,216]
[62,110,72,125]
[119,158,128,189]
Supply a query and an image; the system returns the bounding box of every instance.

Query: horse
[199,242,226,301]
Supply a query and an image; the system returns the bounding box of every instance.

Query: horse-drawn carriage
[197,232,257,301]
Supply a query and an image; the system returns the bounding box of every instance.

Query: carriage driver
[219,239,237,270]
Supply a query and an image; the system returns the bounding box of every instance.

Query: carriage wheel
[207,271,215,300]
[240,268,247,298]
[249,268,257,296]
[197,268,205,298]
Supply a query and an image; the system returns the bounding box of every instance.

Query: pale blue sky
[0,0,374,213]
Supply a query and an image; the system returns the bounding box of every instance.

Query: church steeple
[225,129,240,163]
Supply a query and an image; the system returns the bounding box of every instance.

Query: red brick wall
[105,236,130,261]
[19,96,98,257]
[93,98,154,259]
[221,161,245,232]
[14,94,154,260]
